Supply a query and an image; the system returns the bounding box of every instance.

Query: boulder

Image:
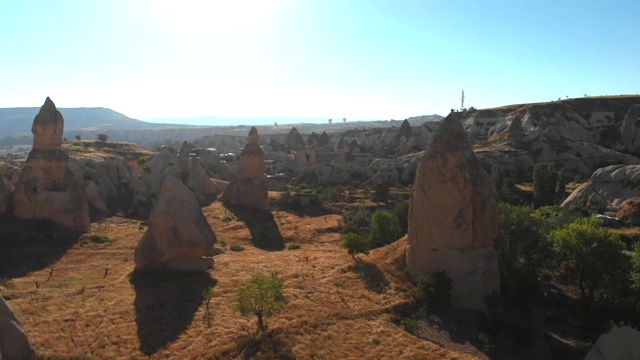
[12,98,90,232]
[406,113,500,311]
[584,326,640,360]
[134,176,217,271]
[0,297,37,360]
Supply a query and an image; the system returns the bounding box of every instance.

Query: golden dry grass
[1,199,478,359]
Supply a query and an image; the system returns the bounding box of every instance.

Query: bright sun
[153,0,285,37]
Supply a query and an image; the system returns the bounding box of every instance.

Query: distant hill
[0,107,187,137]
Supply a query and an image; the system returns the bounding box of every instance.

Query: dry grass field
[0,194,480,359]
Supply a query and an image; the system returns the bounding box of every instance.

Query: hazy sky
[1,0,638,121]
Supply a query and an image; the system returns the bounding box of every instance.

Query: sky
[0,0,638,123]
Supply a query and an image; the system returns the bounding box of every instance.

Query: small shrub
[409,271,453,311]
[235,273,286,332]
[287,243,301,250]
[340,232,370,260]
[90,234,114,244]
[0,278,16,290]
[230,245,245,252]
[400,317,419,331]
[218,239,227,248]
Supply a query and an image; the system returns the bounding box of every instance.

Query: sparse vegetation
[89,234,115,244]
[235,273,286,332]
[286,243,301,250]
[230,244,245,252]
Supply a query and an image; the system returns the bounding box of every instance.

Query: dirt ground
[0,196,483,360]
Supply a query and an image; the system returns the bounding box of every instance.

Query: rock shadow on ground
[129,269,217,355]
[0,218,82,278]
[223,204,285,251]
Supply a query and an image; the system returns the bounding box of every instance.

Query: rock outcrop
[617,197,640,226]
[561,164,640,209]
[12,98,90,232]
[285,127,306,150]
[220,127,269,210]
[584,326,640,360]
[134,176,217,271]
[0,297,37,360]
[406,114,500,311]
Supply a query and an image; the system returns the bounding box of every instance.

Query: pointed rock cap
[286,127,306,150]
[318,132,330,147]
[337,137,345,150]
[248,127,259,144]
[32,96,64,149]
[399,119,413,138]
[430,113,469,149]
[179,141,194,157]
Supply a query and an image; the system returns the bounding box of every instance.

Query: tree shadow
[223,204,284,251]
[221,329,296,360]
[129,269,217,355]
[0,218,81,278]
[350,260,390,294]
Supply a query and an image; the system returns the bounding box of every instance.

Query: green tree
[392,201,410,236]
[533,163,558,207]
[631,242,640,290]
[555,168,566,202]
[496,203,554,306]
[370,210,399,248]
[340,232,370,260]
[490,164,506,195]
[235,273,287,332]
[97,133,109,142]
[550,218,626,309]
[372,182,390,202]
[74,134,81,141]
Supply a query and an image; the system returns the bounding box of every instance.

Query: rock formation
[220,127,270,210]
[584,326,640,360]
[398,119,413,140]
[134,176,217,271]
[406,113,500,311]
[12,98,90,232]
[0,297,37,360]
[285,127,306,150]
[617,197,640,226]
[336,138,346,163]
[621,105,640,153]
[561,164,640,209]
[178,142,218,202]
[506,117,523,144]
[318,132,331,149]
[308,148,317,166]
[31,97,64,149]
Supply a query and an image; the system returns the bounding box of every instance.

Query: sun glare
[154,0,284,37]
